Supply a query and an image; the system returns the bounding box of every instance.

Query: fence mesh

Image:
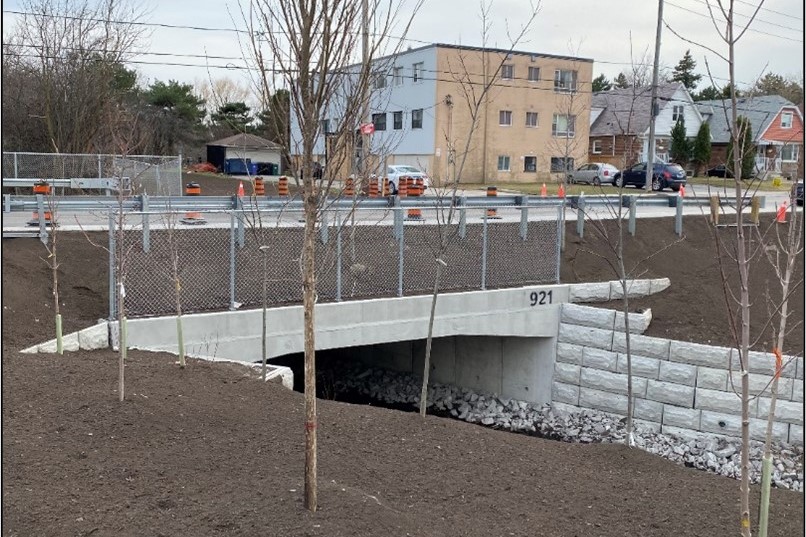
[115,205,561,318]
[2,152,181,195]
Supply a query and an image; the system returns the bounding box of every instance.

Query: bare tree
[39,179,63,353]
[418,0,541,416]
[242,0,420,512]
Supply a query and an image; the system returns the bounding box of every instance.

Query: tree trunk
[175,278,185,368]
[302,181,318,512]
[261,253,268,381]
[419,259,445,417]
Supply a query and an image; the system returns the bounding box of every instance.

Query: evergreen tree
[143,80,206,154]
[591,73,612,92]
[694,85,722,101]
[211,101,252,134]
[726,116,756,180]
[614,72,629,89]
[752,72,804,104]
[669,118,691,164]
[691,122,711,175]
[672,50,702,91]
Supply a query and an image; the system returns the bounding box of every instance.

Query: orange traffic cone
[541,183,547,197]
[776,201,788,224]
[237,181,245,198]
[558,183,566,199]
[679,184,685,197]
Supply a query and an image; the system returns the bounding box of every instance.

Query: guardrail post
[518,195,528,240]
[237,199,245,248]
[481,211,488,291]
[335,209,342,302]
[560,199,566,252]
[576,196,585,239]
[229,212,237,310]
[4,194,10,213]
[108,213,116,320]
[628,196,637,236]
[320,209,329,244]
[458,196,467,239]
[13,152,18,179]
[393,195,403,240]
[36,194,48,244]
[141,194,150,253]
[675,199,683,237]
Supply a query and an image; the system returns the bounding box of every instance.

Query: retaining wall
[553,304,804,445]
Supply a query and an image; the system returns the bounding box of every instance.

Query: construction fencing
[111,205,563,319]
[2,152,182,195]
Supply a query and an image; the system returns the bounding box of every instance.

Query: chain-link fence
[2,152,181,195]
[112,205,562,318]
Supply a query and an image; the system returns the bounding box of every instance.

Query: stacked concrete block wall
[553,304,804,445]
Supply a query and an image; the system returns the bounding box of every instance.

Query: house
[695,96,803,179]
[588,82,703,169]
[294,43,594,183]
[206,133,283,175]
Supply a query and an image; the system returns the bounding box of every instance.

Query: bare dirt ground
[2,213,804,536]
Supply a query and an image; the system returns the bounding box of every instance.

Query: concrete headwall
[553,304,804,445]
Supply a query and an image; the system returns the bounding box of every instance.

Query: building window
[393,66,404,86]
[551,157,575,172]
[781,144,799,162]
[501,64,514,80]
[554,69,577,92]
[672,105,684,123]
[372,113,386,131]
[592,140,602,154]
[525,112,538,128]
[497,155,511,171]
[393,111,403,130]
[411,108,423,129]
[412,62,423,83]
[374,73,387,89]
[528,66,540,82]
[499,110,512,126]
[524,156,537,172]
[781,112,793,128]
[552,114,576,137]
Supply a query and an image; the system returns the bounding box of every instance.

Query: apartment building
[305,43,593,184]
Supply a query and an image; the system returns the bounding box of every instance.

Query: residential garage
[206,133,283,175]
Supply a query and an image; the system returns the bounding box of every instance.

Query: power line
[665,1,804,43]
[683,0,804,32]
[734,0,804,22]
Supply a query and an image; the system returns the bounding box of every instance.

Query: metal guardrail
[2,177,126,190]
[3,193,756,214]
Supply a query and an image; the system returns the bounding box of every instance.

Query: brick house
[696,95,804,179]
[588,82,703,171]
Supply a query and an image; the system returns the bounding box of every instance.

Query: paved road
[2,190,794,233]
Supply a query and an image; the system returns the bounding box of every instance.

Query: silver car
[566,163,620,186]
[386,165,431,194]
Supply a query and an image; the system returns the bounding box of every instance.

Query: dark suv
[614,162,688,191]
[793,180,804,206]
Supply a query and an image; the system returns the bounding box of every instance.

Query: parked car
[566,163,620,186]
[793,180,804,206]
[614,162,687,191]
[386,165,430,194]
[706,164,733,178]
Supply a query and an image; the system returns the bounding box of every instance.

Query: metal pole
[108,213,116,320]
[555,204,562,284]
[397,206,404,297]
[481,211,488,290]
[459,196,467,239]
[645,0,664,190]
[336,210,342,301]
[141,194,150,253]
[36,194,47,244]
[3,194,9,213]
[13,152,18,179]
[519,196,528,241]
[675,198,683,237]
[229,212,237,310]
[629,196,637,236]
[576,197,585,239]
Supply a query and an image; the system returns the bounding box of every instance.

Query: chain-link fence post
[628,195,637,236]
[108,213,117,320]
[481,210,488,290]
[397,202,404,297]
[576,196,585,239]
[35,193,48,244]
[141,194,150,253]
[555,204,562,284]
[519,195,528,240]
[229,212,237,310]
[335,209,342,301]
[13,152,18,179]
[458,196,467,239]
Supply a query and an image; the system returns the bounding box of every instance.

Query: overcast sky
[3,0,804,94]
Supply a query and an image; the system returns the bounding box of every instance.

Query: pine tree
[614,72,629,89]
[592,73,612,92]
[671,50,702,91]
[669,118,691,164]
[692,122,711,175]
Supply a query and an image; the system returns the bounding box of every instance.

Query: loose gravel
[328,363,804,492]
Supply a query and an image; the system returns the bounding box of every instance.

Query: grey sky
[3,0,804,93]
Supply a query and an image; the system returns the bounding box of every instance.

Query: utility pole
[360,0,370,183]
[645,0,664,190]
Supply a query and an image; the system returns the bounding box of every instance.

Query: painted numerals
[529,290,552,306]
